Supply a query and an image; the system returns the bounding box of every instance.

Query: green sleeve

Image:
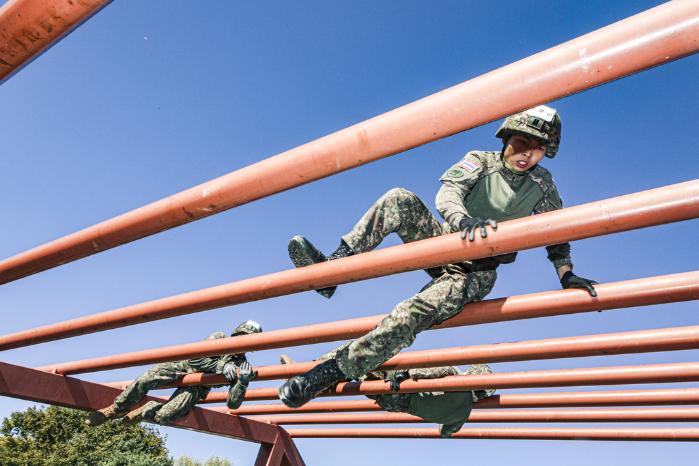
[436,152,485,231]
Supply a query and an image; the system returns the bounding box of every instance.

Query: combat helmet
[232,320,263,336]
[495,105,561,158]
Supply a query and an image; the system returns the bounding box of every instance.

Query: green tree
[0,405,172,466]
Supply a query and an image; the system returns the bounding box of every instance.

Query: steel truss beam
[0,0,697,284]
[0,0,111,83]
[286,427,699,441]
[0,361,304,465]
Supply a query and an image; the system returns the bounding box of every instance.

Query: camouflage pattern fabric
[495,105,562,158]
[113,332,252,425]
[437,151,573,270]
[334,188,497,379]
[141,386,212,425]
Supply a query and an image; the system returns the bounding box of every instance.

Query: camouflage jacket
[436,150,573,269]
[187,332,250,410]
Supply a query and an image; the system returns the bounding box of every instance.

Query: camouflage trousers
[334,188,497,379]
[113,360,211,425]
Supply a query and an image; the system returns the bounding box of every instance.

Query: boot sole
[278,384,308,409]
[288,236,337,299]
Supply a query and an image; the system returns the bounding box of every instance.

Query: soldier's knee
[383,187,419,205]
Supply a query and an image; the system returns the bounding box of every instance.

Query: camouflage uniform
[368,366,473,438]
[332,151,572,379]
[113,332,250,425]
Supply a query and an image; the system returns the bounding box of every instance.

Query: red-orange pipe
[0,0,112,83]
[108,323,699,388]
[220,388,699,414]
[1,0,697,284]
[4,184,699,354]
[251,407,699,424]
[222,362,699,402]
[286,427,699,441]
[38,270,699,374]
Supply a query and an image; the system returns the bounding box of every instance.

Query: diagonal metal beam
[0,0,697,284]
[0,0,112,84]
[0,360,280,445]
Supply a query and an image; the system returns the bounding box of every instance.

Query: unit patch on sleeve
[458,159,481,173]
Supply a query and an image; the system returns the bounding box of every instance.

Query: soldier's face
[503,134,546,172]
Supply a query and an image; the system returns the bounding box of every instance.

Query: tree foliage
[0,405,171,466]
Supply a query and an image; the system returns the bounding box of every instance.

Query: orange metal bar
[8,179,699,352]
[252,407,699,424]
[0,0,111,83]
[107,323,699,388]
[221,388,699,414]
[39,270,699,374]
[221,362,699,402]
[286,427,699,441]
[1,0,697,283]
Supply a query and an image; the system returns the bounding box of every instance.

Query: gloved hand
[236,361,258,385]
[459,217,497,242]
[222,363,238,384]
[560,271,598,297]
[388,370,410,392]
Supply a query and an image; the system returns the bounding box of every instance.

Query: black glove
[560,271,598,297]
[236,361,258,384]
[222,363,238,384]
[388,370,410,392]
[459,217,497,242]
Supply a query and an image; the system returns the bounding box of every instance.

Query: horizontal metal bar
[286,427,699,441]
[252,407,699,424]
[1,0,696,283]
[41,268,699,375]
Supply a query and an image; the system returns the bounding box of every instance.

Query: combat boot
[288,236,353,299]
[466,364,496,402]
[278,358,345,408]
[85,403,127,426]
[122,401,161,426]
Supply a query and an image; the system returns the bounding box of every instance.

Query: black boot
[287,236,353,299]
[278,358,346,408]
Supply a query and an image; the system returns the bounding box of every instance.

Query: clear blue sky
[1,0,698,464]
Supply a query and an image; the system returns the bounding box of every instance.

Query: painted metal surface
[38,269,699,374]
[286,427,699,441]
[201,361,699,402]
[252,407,699,424]
[5,179,699,351]
[0,0,111,83]
[9,180,699,351]
[0,0,697,284]
[107,324,699,388]
[220,388,699,414]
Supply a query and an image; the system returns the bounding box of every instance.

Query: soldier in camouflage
[278,105,598,408]
[280,354,495,437]
[86,320,262,426]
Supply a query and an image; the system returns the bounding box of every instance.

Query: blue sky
[1,0,698,464]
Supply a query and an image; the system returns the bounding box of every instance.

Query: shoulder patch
[458,159,481,173]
